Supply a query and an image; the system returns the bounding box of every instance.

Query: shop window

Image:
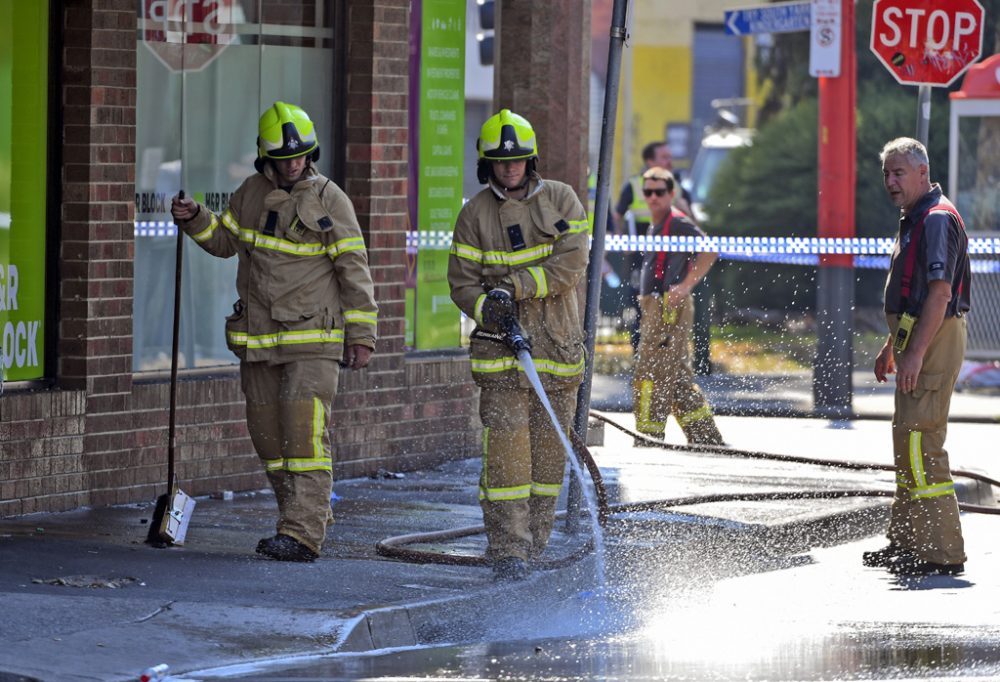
[134,0,337,371]
[0,1,49,382]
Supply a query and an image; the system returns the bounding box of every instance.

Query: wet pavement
[1,372,998,681]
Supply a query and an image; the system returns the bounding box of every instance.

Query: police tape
[135,223,1000,272]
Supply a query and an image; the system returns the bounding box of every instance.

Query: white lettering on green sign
[1,263,41,370]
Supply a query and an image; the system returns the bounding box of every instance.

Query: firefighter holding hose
[447,109,590,581]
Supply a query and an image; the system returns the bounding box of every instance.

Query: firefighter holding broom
[171,101,378,562]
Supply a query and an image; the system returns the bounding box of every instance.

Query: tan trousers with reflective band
[632,293,722,445]
[886,314,966,565]
[241,359,340,554]
[478,386,576,562]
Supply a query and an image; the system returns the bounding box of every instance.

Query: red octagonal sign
[870,0,985,87]
[140,0,239,73]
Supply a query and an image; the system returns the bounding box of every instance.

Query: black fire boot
[255,534,319,562]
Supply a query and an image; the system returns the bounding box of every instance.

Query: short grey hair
[879,137,929,169]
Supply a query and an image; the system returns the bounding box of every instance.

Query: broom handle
[167,191,184,494]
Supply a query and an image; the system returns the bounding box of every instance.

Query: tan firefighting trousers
[478,386,577,562]
[885,314,967,565]
[241,358,340,554]
[632,293,723,445]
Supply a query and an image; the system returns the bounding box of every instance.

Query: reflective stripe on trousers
[241,358,341,554]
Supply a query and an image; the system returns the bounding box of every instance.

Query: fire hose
[376,411,1000,566]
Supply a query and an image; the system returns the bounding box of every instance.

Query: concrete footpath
[1,375,998,681]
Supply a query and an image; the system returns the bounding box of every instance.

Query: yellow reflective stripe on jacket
[451,240,555,267]
[474,293,487,326]
[531,356,585,377]
[327,236,367,259]
[451,241,483,262]
[238,229,327,257]
[227,328,346,349]
[678,404,714,428]
[564,219,590,234]
[502,243,554,266]
[470,355,584,377]
[191,213,222,243]
[527,266,548,298]
[531,481,562,497]
[479,483,532,502]
[910,481,956,500]
[221,209,239,236]
[344,309,377,325]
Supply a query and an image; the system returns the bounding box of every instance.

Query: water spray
[491,305,607,588]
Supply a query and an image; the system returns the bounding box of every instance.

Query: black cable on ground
[375,412,1000,566]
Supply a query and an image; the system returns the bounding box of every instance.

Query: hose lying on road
[375,412,1000,566]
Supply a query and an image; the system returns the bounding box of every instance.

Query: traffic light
[477,0,494,65]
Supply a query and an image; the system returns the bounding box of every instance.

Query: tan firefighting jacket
[448,174,590,391]
[178,165,378,364]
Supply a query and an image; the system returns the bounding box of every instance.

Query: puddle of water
[195,626,1000,681]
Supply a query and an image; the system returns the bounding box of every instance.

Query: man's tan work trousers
[633,293,722,445]
[478,386,577,562]
[241,359,340,555]
[885,315,967,565]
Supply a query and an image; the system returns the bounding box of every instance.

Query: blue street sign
[724,1,811,36]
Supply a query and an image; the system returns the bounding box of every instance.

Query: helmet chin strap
[492,168,529,193]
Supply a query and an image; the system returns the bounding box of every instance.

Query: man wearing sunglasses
[631,167,724,446]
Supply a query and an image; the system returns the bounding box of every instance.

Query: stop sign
[870,0,985,87]
[140,0,239,72]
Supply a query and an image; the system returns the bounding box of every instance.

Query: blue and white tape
[135,223,1000,272]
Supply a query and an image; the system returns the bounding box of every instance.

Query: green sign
[0,1,47,381]
[415,0,465,349]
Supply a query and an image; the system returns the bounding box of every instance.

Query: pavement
[1,370,998,682]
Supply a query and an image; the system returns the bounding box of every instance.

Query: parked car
[684,116,753,225]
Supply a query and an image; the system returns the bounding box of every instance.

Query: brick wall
[0,0,480,518]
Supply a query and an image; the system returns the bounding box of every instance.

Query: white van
[684,125,753,225]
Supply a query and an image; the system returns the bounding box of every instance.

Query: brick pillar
[337,1,410,455]
[494,1,591,199]
[60,0,138,501]
[61,0,136,393]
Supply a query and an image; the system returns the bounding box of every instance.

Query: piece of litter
[32,575,140,589]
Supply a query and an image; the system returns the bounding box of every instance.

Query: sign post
[870,0,985,145]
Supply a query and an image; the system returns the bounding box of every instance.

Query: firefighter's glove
[482,288,517,333]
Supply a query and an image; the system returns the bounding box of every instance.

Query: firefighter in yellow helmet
[447,109,590,580]
[171,101,378,562]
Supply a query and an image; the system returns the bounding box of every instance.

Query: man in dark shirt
[864,137,971,577]
[631,167,722,446]
[612,142,693,352]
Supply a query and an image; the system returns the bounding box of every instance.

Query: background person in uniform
[631,167,723,446]
[171,101,378,562]
[448,109,589,581]
[865,137,971,577]
[613,141,692,352]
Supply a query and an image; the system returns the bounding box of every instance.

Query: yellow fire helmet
[254,101,320,172]
[477,109,538,161]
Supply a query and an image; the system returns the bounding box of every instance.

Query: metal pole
[812,0,855,419]
[916,84,931,146]
[566,0,629,532]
